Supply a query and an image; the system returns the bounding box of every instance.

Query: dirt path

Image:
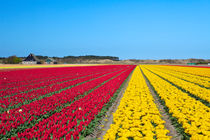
[140,67,181,140]
[85,71,133,140]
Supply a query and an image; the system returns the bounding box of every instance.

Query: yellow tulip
[103,66,170,139]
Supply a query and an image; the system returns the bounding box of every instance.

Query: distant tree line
[0,55,208,64]
[0,56,22,64]
[0,55,119,64]
[36,55,48,60]
[63,55,119,61]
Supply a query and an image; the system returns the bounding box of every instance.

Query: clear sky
[0,0,210,60]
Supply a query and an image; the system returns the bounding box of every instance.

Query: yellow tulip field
[144,65,210,103]
[104,65,210,140]
[104,66,170,140]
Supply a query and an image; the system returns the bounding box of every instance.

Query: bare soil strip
[140,67,181,140]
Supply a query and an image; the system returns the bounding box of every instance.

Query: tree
[3,56,22,64]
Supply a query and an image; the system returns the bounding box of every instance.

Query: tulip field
[0,64,210,139]
[104,65,210,140]
[104,66,171,139]
[0,65,135,139]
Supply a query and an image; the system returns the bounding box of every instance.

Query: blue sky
[0,0,210,60]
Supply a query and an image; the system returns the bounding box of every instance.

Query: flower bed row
[141,66,210,139]
[0,66,110,87]
[160,65,210,78]
[0,68,122,112]
[104,66,170,140]
[143,66,210,103]
[0,66,124,97]
[0,67,85,89]
[152,65,210,88]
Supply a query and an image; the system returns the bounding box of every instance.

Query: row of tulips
[152,65,210,88]
[161,65,210,78]
[0,66,124,97]
[1,70,93,96]
[141,66,210,139]
[7,66,135,139]
[0,66,112,87]
[0,67,88,89]
[0,65,135,139]
[104,66,170,140]
[0,67,123,112]
[143,65,210,103]
[0,69,76,91]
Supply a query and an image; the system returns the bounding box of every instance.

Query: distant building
[187,63,197,65]
[45,57,57,64]
[22,53,41,64]
[208,63,210,65]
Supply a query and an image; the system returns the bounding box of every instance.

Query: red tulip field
[0,65,135,139]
